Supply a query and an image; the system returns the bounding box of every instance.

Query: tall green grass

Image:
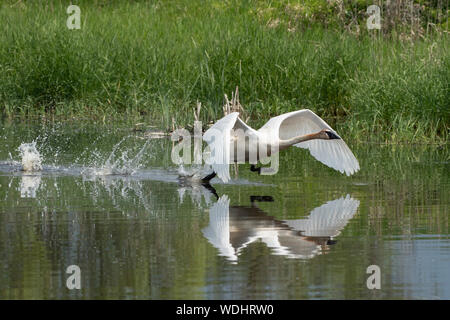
[0,0,448,143]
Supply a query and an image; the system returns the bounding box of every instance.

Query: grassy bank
[0,0,448,143]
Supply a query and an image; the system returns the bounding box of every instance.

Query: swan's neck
[279,132,322,149]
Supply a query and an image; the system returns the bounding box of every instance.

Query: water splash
[81,136,152,177]
[18,142,42,172]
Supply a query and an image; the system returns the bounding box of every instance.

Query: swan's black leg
[201,171,219,199]
[201,183,219,200]
[250,164,261,174]
[201,171,217,183]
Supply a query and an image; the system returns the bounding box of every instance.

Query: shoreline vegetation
[0,0,448,144]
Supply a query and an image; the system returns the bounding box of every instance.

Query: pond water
[0,121,448,299]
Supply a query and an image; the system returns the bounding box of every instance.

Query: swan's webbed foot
[250,165,262,174]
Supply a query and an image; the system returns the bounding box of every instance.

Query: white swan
[203,109,360,183]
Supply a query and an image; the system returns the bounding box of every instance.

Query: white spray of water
[82,136,151,177]
[18,142,42,172]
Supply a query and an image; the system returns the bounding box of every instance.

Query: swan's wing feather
[259,109,334,137]
[284,195,360,237]
[258,109,360,176]
[234,116,258,134]
[201,195,237,261]
[203,112,239,182]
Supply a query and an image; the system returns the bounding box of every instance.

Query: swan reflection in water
[202,194,360,262]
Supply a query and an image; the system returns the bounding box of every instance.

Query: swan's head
[320,130,341,140]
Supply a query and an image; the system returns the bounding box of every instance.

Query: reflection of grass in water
[0,1,448,144]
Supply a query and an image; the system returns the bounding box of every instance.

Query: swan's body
[203,109,360,182]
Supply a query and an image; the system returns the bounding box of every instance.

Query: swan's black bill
[326,131,341,140]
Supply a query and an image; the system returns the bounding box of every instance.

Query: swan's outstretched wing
[258,109,360,176]
[284,195,360,237]
[201,195,237,262]
[203,112,258,182]
[203,113,238,183]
